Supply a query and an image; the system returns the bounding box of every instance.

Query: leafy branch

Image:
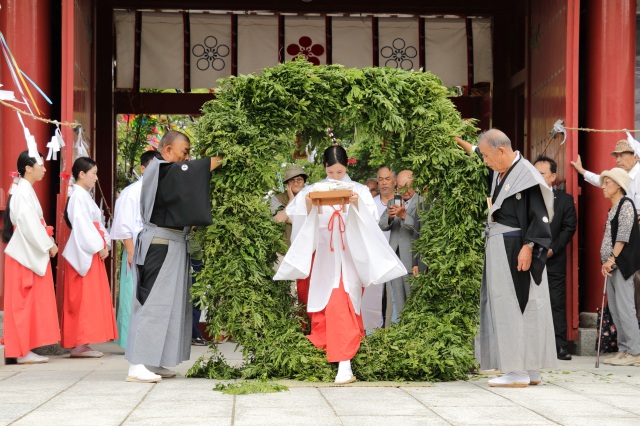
[188,59,486,383]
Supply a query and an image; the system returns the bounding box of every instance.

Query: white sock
[129,364,151,375]
[506,371,529,381]
[337,360,352,378]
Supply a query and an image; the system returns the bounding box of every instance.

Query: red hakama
[307,278,364,362]
[1,255,61,357]
[61,223,117,348]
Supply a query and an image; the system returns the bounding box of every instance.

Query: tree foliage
[187,59,487,382]
[115,114,197,191]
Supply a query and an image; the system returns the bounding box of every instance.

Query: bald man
[458,129,556,387]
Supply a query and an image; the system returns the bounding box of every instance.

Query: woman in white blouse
[61,157,117,358]
[1,151,60,364]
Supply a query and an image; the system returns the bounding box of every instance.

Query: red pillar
[583,0,636,312]
[0,0,52,310]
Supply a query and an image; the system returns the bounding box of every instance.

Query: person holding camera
[379,169,425,323]
[359,166,396,332]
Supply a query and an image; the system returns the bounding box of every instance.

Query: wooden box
[309,190,353,212]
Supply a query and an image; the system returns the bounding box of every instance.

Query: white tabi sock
[127,363,162,383]
[337,360,352,378]
[527,370,541,384]
[488,371,529,387]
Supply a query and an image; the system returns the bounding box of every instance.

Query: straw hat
[283,165,307,183]
[599,167,629,193]
[610,139,635,155]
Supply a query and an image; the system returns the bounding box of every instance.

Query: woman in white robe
[1,151,60,364]
[61,157,117,357]
[277,145,405,384]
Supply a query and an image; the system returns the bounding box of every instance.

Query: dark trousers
[503,236,531,313]
[137,244,168,305]
[191,259,204,339]
[547,269,567,350]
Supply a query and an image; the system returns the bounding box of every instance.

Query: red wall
[0,0,52,310]
[55,0,97,316]
[528,0,581,336]
[582,0,636,312]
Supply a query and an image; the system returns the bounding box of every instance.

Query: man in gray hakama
[473,129,557,388]
[125,130,222,383]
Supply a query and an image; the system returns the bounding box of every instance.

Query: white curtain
[190,14,232,89]
[238,15,279,76]
[378,18,419,71]
[140,12,184,90]
[285,16,326,65]
[473,18,493,83]
[332,17,373,68]
[115,11,135,89]
[424,18,467,87]
[117,12,494,90]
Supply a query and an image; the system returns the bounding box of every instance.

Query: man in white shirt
[379,170,425,323]
[111,150,162,349]
[360,166,395,332]
[571,139,640,326]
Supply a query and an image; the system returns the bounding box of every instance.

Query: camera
[388,194,402,207]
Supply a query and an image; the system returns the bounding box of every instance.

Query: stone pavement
[1,341,640,426]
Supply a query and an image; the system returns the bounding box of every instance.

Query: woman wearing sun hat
[599,167,640,367]
[270,164,308,247]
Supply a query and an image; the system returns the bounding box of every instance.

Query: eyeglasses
[288,177,305,184]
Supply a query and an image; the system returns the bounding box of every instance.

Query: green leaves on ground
[213,380,289,395]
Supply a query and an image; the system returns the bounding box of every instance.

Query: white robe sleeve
[583,171,601,188]
[111,181,142,243]
[287,185,313,243]
[11,189,53,255]
[4,181,53,276]
[346,183,407,286]
[70,191,105,254]
[111,189,135,240]
[62,187,106,276]
[273,207,318,281]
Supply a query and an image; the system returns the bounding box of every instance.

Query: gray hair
[158,130,190,151]
[377,165,396,179]
[478,129,512,149]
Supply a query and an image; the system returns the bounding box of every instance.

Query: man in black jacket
[534,156,577,360]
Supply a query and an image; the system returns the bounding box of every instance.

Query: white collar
[628,162,640,180]
[512,151,521,165]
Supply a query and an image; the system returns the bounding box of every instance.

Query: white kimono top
[274,175,406,314]
[4,178,54,276]
[62,184,111,276]
[111,179,143,243]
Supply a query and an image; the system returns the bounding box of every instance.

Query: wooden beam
[114,92,215,115]
[104,0,498,15]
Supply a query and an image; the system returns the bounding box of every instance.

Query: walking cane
[595,275,608,368]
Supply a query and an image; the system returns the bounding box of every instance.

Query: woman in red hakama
[1,151,60,364]
[61,157,117,357]
[286,146,372,383]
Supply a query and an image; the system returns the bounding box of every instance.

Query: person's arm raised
[210,156,223,171]
[455,136,475,156]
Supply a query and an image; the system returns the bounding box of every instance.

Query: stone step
[575,327,597,356]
